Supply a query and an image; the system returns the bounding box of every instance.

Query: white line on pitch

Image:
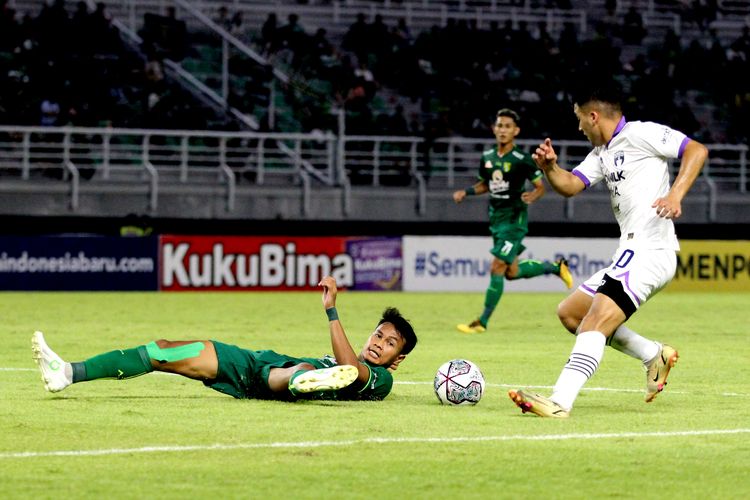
[5,367,748,397]
[0,368,661,394]
[2,429,749,460]
[395,380,684,395]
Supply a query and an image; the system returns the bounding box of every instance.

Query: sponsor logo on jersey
[661,127,672,144]
[614,150,625,167]
[489,169,510,193]
[606,170,626,182]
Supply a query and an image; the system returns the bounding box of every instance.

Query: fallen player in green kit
[32,276,417,401]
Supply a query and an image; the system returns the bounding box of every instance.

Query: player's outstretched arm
[652,139,708,219]
[532,138,585,197]
[319,276,370,383]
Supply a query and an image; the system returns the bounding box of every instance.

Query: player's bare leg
[148,340,218,380]
[267,363,315,392]
[557,290,592,334]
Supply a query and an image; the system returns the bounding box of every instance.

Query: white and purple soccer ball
[434,359,485,406]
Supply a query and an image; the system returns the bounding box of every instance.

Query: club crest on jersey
[484,160,493,169]
[614,150,625,167]
[495,161,511,172]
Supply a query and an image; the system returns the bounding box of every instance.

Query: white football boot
[31,331,72,392]
[290,365,358,394]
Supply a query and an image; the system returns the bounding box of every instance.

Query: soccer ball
[434,359,485,405]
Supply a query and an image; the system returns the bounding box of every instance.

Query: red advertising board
[160,235,353,291]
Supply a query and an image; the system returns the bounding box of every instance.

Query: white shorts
[579,246,677,310]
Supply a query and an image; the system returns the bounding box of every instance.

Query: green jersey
[300,354,393,401]
[478,144,543,227]
[205,342,393,401]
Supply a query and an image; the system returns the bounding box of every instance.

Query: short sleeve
[632,122,689,159]
[525,155,543,182]
[357,364,393,400]
[571,149,604,189]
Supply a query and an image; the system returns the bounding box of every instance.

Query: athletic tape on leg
[146,341,205,363]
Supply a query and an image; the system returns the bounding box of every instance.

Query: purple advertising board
[346,237,403,291]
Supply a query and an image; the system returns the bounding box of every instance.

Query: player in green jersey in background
[453,108,573,333]
[32,276,417,401]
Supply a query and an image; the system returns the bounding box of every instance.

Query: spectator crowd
[2,0,749,146]
[250,4,750,145]
[0,0,221,130]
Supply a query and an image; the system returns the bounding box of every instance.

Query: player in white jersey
[508,82,708,418]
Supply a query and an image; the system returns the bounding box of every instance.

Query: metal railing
[68,0,588,38]
[1,126,747,218]
[0,126,338,212]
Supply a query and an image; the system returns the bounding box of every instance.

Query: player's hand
[521,190,540,204]
[652,196,682,219]
[319,275,338,309]
[532,138,558,170]
[452,190,465,203]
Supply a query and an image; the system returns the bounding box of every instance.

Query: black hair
[570,79,623,113]
[496,108,521,125]
[378,307,417,355]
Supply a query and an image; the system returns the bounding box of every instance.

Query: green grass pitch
[2,290,749,498]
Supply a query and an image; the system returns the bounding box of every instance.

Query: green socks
[71,346,153,383]
[477,261,560,328]
[515,259,558,279]
[480,274,505,327]
[287,369,307,396]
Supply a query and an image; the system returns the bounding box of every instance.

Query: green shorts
[489,224,527,264]
[203,341,315,400]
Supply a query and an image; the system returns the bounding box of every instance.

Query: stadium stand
[146,0,749,143]
[0,0,239,130]
[0,0,748,227]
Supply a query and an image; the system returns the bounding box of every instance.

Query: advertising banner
[671,240,750,291]
[160,235,403,291]
[7,235,742,292]
[402,236,617,292]
[346,237,403,291]
[160,235,350,291]
[0,236,158,290]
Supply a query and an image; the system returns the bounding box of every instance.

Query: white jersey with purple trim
[572,119,690,251]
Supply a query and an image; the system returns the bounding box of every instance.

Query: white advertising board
[402,236,619,292]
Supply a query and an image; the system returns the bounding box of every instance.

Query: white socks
[64,362,74,384]
[550,331,605,411]
[608,325,659,364]
[548,326,661,411]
